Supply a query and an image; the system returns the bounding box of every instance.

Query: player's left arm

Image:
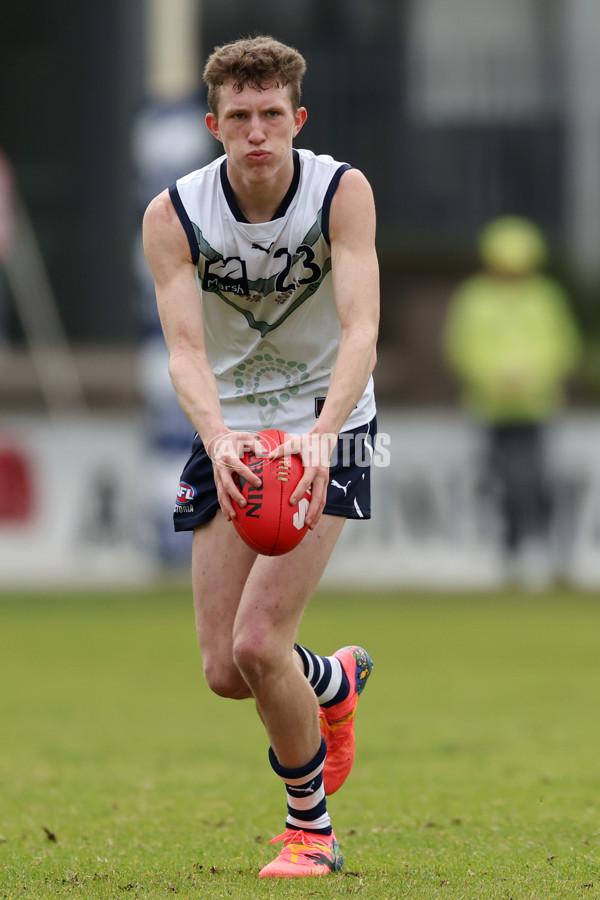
[276,169,379,526]
[316,167,380,437]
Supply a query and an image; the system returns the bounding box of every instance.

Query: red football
[232,429,311,556]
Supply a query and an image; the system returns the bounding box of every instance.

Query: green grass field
[1,585,600,899]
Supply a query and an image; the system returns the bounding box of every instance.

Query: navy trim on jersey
[219,161,246,221]
[168,184,200,264]
[220,149,301,223]
[321,164,352,245]
[273,149,301,219]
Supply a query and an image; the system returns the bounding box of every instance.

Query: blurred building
[1,2,599,373]
[2,0,600,587]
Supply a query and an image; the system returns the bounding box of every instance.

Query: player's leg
[176,429,261,701]
[191,514,259,700]
[315,646,373,795]
[303,418,376,795]
[233,513,345,766]
[294,641,373,796]
[231,515,347,877]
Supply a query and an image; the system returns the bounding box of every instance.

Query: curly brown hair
[203,36,307,116]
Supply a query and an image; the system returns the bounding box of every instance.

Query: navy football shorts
[173,416,377,532]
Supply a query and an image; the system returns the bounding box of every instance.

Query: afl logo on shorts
[176,481,196,503]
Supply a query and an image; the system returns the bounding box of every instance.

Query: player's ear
[206,112,221,141]
[293,107,307,137]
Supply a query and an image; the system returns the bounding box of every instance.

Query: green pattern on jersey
[233,340,312,427]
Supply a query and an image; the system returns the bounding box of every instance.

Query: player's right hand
[206,431,264,520]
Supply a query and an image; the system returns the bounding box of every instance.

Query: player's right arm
[142,190,261,517]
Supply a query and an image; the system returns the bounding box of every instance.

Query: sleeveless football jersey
[169,148,376,434]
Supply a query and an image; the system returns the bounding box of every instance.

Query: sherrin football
[232,429,311,556]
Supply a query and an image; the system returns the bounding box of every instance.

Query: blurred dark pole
[0,1,146,343]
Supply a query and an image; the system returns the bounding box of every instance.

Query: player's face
[206,82,307,186]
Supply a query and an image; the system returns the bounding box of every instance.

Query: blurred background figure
[443,216,582,585]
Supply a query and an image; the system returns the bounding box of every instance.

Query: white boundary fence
[324,411,600,589]
[1,409,600,589]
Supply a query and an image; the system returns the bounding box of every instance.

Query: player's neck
[226,158,295,224]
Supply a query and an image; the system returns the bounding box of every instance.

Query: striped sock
[269,738,331,834]
[294,644,350,708]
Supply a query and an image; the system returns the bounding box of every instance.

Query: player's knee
[203,658,250,700]
[232,631,279,685]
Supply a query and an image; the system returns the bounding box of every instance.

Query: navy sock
[269,738,331,834]
[294,644,350,708]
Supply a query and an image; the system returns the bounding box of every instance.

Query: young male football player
[143,35,379,878]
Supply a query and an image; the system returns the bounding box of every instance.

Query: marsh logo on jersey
[203,256,249,296]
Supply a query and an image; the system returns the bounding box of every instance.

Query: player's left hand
[269,431,337,529]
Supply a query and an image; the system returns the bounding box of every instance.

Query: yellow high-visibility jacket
[444,273,582,422]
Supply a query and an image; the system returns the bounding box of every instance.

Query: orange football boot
[319,645,373,795]
[259,828,343,878]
